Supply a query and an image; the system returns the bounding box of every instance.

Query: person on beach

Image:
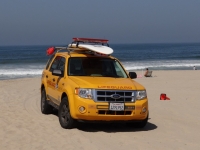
[144,68,153,77]
[144,68,149,77]
[193,66,197,70]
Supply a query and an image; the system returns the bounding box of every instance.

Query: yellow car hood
[68,76,145,90]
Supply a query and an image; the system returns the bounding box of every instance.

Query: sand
[0,70,200,150]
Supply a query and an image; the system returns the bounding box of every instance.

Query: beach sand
[0,70,200,150]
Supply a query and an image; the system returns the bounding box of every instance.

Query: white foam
[122,60,200,70]
[0,68,43,79]
[0,63,45,79]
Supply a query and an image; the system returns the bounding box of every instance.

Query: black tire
[127,113,149,128]
[58,97,76,129]
[134,114,148,128]
[41,89,53,114]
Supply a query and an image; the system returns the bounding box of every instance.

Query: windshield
[68,57,128,78]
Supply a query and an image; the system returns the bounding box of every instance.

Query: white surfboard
[68,44,113,55]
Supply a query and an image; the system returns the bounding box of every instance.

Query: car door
[47,56,63,105]
[44,54,55,97]
[53,57,66,104]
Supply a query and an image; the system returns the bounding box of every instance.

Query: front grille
[93,90,135,102]
[98,110,132,115]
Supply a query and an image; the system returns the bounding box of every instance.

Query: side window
[46,54,55,70]
[113,60,128,78]
[57,57,66,74]
[49,56,62,72]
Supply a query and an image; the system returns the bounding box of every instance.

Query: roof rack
[71,37,109,47]
[46,46,71,55]
[46,46,96,56]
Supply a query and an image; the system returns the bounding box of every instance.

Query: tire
[41,89,53,114]
[134,113,148,128]
[58,97,76,129]
[127,113,149,128]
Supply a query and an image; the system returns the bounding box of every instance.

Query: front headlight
[75,88,94,99]
[136,90,147,100]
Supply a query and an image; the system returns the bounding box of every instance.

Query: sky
[0,0,200,45]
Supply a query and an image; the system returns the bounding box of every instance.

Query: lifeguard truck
[41,38,149,129]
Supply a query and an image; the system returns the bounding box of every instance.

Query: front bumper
[69,95,148,121]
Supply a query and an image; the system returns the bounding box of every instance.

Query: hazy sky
[0,0,200,45]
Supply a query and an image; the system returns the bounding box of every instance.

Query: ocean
[0,43,200,80]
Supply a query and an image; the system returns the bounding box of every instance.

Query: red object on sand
[46,47,55,55]
[160,93,170,100]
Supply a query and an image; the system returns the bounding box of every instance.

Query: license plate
[109,102,124,111]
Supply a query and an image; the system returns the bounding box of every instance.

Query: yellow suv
[41,38,148,129]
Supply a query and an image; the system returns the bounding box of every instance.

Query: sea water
[0,43,200,79]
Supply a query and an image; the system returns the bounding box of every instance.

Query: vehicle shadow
[76,121,157,133]
[50,110,157,132]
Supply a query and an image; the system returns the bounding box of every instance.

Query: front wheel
[127,113,149,128]
[58,97,76,129]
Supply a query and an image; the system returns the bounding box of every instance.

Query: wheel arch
[41,84,45,93]
[61,92,68,102]
[61,92,76,119]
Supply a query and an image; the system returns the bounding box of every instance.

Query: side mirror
[129,72,137,79]
[52,69,64,77]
